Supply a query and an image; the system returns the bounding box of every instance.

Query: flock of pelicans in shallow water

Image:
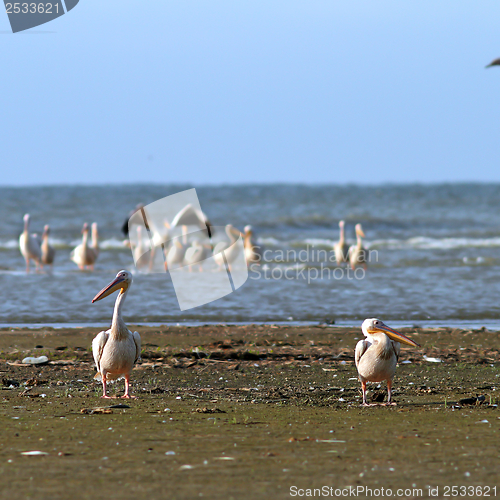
[17,207,389,405]
[18,207,369,274]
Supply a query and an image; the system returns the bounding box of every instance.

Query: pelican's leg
[101,372,112,399]
[121,373,136,399]
[361,380,368,406]
[361,380,376,407]
[25,258,30,274]
[385,380,397,406]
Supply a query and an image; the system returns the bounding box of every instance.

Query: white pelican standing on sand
[355,318,419,406]
[91,270,141,399]
[348,223,367,270]
[333,220,349,266]
[71,223,97,271]
[41,225,55,268]
[19,214,42,273]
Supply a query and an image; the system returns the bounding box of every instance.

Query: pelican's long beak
[370,323,420,347]
[357,227,365,238]
[92,275,127,303]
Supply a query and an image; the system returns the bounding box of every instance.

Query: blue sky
[1,1,500,185]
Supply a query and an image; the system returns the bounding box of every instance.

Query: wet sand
[0,324,499,499]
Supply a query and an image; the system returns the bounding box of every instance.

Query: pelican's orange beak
[368,322,419,347]
[92,275,127,303]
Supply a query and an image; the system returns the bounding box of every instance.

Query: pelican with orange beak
[91,270,141,399]
[349,223,367,270]
[355,318,419,406]
[71,223,97,271]
[334,220,349,266]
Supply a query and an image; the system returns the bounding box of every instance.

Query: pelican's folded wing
[355,339,370,368]
[133,331,142,363]
[92,330,109,376]
[391,341,401,362]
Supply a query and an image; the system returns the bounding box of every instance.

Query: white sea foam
[369,236,500,250]
[303,238,336,247]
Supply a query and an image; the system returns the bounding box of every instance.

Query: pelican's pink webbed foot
[121,376,136,399]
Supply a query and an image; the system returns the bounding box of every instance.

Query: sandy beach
[0,324,498,499]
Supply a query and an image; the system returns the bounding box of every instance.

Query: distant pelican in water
[170,203,211,236]
[91,270,141,399]
[71,223,97,271]
[90,222,99,259]
[133,225,152,271]
[355,318,419,406]
[166,228,188,270]
[333,220,349,266]
[184,240,211,271]
[214,224,241,271]
[243,225,261,265]
[122,204,144,238]
[167,203,211,270]
[41,225,55,268]
[19,213,42,273]
[349,223,367,270]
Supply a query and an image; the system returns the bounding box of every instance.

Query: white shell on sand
[21,356,49,365]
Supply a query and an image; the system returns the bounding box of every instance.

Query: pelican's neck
[339,224,345,244]
[82,230,89,247]
[92,227,99,250]
[226,226,237,244]
[244,231,252,248]
[111,287,129,339]
[372,332,394,359]
[356,232,363,248]
[24,218,29,235]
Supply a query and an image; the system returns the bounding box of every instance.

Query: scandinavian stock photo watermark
[289,484,498,497]
[3,0,79,32]
[249,246,378,283]
[128,188,248,311]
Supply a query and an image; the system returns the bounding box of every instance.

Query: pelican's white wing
[391,341,401,362]
[133,331,141,363]
[355,339,371,369]
[92,330,109,380]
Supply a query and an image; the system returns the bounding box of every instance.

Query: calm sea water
[2,183,500,327]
